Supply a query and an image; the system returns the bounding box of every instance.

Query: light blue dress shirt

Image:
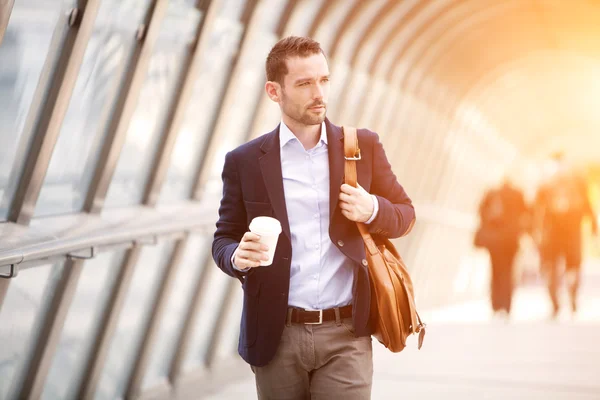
[233,121,378,310]
[279,121,377,310]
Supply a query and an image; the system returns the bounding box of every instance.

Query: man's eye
[300,82,310,86]
[322,78,329,83]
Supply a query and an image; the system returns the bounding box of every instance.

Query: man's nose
[313,83,324,100]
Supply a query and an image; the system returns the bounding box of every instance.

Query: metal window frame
[335,0,404,125]
[192,0,299,201]
[76,245,143,398]
[125,237,187,398]
[19,258,85,399]
[83,0,169,214]
[389,0,525,202]
[142,0,217,206]
[0,0,15,44]
[0,279,9,312]
[8,0,102,225]
[189,0,260,201]
[167,248,214,385]
[203,278,239,368]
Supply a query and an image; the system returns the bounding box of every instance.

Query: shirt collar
[279,120,328,149]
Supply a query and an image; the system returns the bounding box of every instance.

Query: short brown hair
[266,36,325,84]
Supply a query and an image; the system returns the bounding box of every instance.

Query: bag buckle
[344,149,361,161]
[305,309,323,324]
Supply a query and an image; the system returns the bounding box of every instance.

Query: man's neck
[282,116,322,150]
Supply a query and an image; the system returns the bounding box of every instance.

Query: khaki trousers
[251,315,373,400]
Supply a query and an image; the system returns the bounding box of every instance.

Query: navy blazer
[212,119,415,367]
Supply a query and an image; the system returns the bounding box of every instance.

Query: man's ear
[265,81,281,102]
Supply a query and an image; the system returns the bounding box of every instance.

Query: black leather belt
[289,305,353,324]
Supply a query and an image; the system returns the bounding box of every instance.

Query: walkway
[203,260,600,399]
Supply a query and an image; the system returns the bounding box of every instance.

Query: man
[212,36,415,399]
[476,177,529,319]
[534,153,598,317]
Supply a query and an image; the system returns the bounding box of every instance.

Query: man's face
[278,53,330,126]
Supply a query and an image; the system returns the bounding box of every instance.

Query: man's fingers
[340,184,358,194]
[239,258,261,269]
[242,232,262,242]
[237,249,268,263]
[240,240,268,252]
[239,251,267,262]
[338,200,353,211]
[338,192,354,204]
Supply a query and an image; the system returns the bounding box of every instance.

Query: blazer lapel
[326,119,344,222]
[259,126,291,241]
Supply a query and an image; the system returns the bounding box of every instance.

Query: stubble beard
[298,107,326,126]
[281,90,326,126]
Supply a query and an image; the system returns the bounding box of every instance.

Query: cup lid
[249,216,282,235]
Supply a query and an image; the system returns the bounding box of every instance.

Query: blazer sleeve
[212,151,250,282]
[367,131,416,238]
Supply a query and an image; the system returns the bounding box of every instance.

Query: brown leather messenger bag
[343,126,426,352]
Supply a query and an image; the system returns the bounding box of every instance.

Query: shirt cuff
[231,246,251,272]
[365,195,379,225]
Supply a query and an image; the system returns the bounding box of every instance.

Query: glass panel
[0,262,64,399]
[203,0,288,196]
[41,251,125,400]
[0,0,73,220]
[213,289,242,361]
[142,235,210,390]
[94,242,175,400]
[183,262,231,372]
[104,1,201,208]
[157,2,247,204]
[34,0,152,217]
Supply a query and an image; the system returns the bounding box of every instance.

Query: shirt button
[315,244,319,249]
[362,259,369,266]
[313,213,318,218]
[337,240,344,247]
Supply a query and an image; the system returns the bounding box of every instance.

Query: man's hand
[339,183,374,223]
[234,232,269,270]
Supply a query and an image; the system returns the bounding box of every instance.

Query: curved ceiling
[329,0,600,169]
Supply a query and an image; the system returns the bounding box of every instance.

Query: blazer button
[337,240,344,247]
[362,259,369,267]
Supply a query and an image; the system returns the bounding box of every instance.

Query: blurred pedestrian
[534,153,598,317]
[476,177,529,319]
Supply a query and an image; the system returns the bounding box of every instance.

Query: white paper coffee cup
[249,216,282,266]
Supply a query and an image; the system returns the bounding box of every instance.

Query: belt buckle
[305,309,323,325]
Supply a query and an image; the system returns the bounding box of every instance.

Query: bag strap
[342,126,376,250]
[342,126,427,340]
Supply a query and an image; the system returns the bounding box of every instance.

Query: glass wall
[158,0,249,204]
[203,0,289,195]
[94,242,175,400]
[141,235,210,391]
[0,262,64,399]
[183,262,232,372]
[34,0,152,217]
[104,0,201,208]
[41,251,125,400]
[0,0,75,220]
